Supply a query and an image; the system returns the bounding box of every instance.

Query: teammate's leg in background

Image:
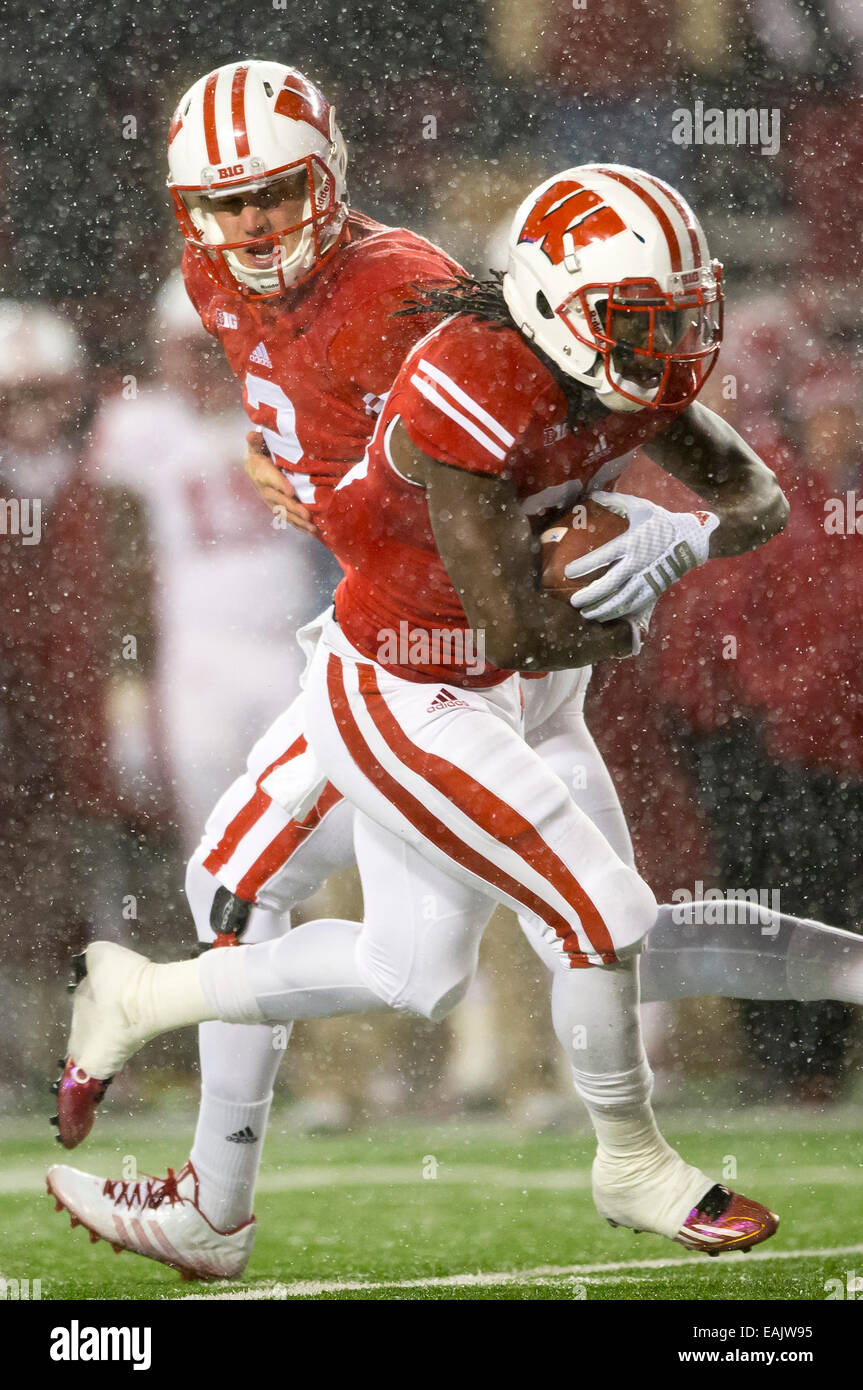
[525,687,863,1012]
[181,693,356,1231]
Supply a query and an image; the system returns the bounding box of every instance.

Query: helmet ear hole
[536,291,554,320]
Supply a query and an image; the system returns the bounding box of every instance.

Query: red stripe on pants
[356,663,616,961]
[327,655,603,966]
[234,782,344,901]
[204,734,308,877]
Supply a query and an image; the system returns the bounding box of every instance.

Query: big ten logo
[824,1272,863,1299]
[824,492,863,536]
[571,1024,587,1051]
[722,1154,737,1181]
[570,762,588,791]
[0,1278,42,1300]
[569,1278,587,1298]
[422,1154,439,1180]
[121,1154,137,1181]
[272,1024,290,1051]
[421,894,439,922]
[218,164,245,178]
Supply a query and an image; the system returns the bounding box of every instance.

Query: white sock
[550,956,711,1237]
[190,1087,274,1232]
[186,850,294,1228]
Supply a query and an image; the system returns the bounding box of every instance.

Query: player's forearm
[704,462,789,558]
[645,403,789,557]
[480,595,632,671]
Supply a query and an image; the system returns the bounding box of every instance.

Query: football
[539,496,628,602]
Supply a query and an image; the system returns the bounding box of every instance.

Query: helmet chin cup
[595,377,650,412]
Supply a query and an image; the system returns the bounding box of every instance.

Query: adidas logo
[226,1126,259,1144]
[426,688,470,715]
[249,341,272,368]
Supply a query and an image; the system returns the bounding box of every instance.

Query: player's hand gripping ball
[540,495,629,600]
[540,496,652,656]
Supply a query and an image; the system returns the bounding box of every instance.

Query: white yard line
[9,1161,863,1195]
[181,1242,863,1299]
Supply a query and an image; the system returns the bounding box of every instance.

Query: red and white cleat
[46,1160,255,1282]
[673,1183,779,1255]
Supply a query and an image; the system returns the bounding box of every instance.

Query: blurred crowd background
[1,0,861,1123]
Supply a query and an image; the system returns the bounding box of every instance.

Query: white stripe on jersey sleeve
[409,374,508,462]
[417,358,516,447]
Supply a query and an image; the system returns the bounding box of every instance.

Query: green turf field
[3,1109,862,1300]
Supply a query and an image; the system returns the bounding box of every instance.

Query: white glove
[566,491,719,623]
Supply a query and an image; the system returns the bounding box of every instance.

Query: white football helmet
[167,60,348,299]
[502,164,722,412]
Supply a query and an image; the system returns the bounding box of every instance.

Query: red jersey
[323,313,687,686]
[182,212,462,524]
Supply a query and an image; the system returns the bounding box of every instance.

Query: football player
[50,166,801,1268]
[46,72,863,1279]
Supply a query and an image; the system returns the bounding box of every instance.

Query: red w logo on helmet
[519,181,626,265]
[274,73,331,141]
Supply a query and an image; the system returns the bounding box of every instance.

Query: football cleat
[673,1184,779,1255]
[55,939,199,1148]
[46,1160,255,1282]
[606,1182,779,1255]
[51,1060,113,1150]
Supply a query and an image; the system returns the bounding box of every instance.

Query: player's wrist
[677,509,720,569]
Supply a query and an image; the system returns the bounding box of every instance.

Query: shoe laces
[102,1165,186,1211]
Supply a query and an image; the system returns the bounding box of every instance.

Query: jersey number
[245,374,305,465]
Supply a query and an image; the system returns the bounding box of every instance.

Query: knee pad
[355,934,475,1023]
[404,973,474,1024]
[185,845,287,948]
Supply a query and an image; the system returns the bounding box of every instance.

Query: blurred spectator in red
[635,351,863,1101]
[0,299,163,1088]
[545,0,674,99]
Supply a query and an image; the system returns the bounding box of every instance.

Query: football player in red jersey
[49,89,863,1274]
[53,165,795,1263]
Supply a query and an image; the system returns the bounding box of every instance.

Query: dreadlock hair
[395,270,608,426]
[396,269,514,329]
